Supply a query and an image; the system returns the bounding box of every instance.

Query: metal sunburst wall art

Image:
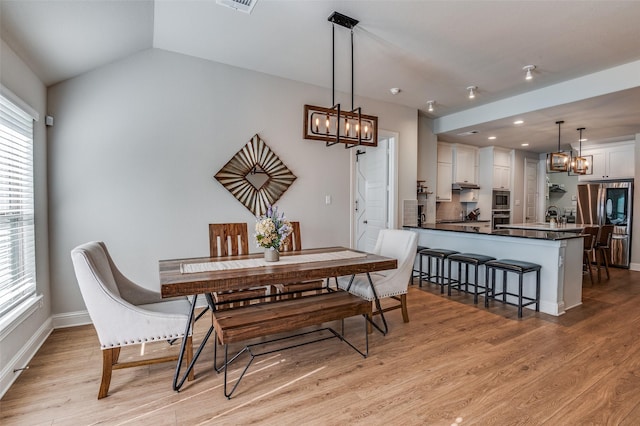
[214,134,297,216]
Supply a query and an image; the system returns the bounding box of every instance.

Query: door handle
[363,220,368,224]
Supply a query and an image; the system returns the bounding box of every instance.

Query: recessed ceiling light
[488,136,497,140]
[514,120,524,125]
[580,138,588,142]
[390,88,401,95]
[521,143,529,147]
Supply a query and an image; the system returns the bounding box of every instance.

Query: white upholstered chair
[71,241,193,399]
[338,229,418,333]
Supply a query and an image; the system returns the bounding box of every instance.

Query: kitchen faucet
[545,205,559,221]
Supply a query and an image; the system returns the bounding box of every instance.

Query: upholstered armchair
[71,241,193,399]
[338,229,418,333]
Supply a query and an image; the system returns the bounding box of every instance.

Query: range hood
[452,182,480,190]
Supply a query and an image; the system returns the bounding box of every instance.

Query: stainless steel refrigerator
[577,180,633,268]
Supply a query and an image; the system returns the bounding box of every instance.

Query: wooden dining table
[159,246,397,391]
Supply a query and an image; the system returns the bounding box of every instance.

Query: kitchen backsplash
[403,199,418,226]
[436,192,468,221]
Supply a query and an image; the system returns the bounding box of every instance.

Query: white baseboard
[0,317,53,399]
[51,310,92,329]
[629,263,640,272]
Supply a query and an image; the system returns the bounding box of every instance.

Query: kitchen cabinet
[436,142,453,201]
[436,162,453,201]
[578,142,634,181]
[494,149,511,167]
[453,144,478,184]
[437,142,453,163]
[493,166,511,190]
[492,148,511,190]
[478,146,513,218]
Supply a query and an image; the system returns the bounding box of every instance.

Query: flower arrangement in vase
[255,205,292,262]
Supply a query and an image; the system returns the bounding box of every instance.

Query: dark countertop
[436,220,491,224]
[405,223,584,241]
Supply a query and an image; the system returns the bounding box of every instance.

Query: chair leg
[600,248,610,280]
[99,348,117,399]
[400,293,409,323]
[366,311,373,334]
[584,251,594,286]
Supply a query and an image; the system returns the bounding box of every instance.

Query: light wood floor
[2,269,640,425]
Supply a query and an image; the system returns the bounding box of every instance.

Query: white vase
[264,248,280,262]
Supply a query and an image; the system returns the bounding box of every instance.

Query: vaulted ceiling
[2,0,640,152]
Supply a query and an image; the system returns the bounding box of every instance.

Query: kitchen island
[405,224,585,316]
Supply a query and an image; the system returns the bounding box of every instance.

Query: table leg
[365,272,388,335]
[172,293,215,392]
[344,273,387,335]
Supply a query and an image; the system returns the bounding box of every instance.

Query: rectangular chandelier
[547,151,571,173]
[303,104,378,147]
[568,154,593,176]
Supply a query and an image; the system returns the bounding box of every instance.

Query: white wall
[632,133,640,270]
[512,149,543,223]
[0,39,51,396]
[47,48,418,315]
[418,114,437,223]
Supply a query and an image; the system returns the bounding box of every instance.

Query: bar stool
[412,245,429,282]
[447,253,496,304]
[484,259,541,318]
[419,248,460,293]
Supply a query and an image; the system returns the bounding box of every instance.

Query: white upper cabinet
[453,144,478,184]
[493,166,511,190]
[436,162,453,201]
[578,142,635,181]
[493,148,511,168]
[437,142,453,163]
[492,148,512,190]
[437,142,453,201]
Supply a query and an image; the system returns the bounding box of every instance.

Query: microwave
[492,190,510,210]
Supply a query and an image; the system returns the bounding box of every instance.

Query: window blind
[0,93,36,318]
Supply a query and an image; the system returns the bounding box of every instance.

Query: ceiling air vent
[216,0,258,14]
[456,130,479,136]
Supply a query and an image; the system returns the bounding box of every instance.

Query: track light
[427,100,435,112]
[466,86,477,99]
[523,65,536,81]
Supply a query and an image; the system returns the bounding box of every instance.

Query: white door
[354,139,389,253]
[524,158,538,223]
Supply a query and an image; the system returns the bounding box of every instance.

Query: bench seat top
[212,291,371,344]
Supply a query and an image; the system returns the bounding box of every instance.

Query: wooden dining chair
[582,226,599,286]
[278,221,325,298]
[209,223,270,309]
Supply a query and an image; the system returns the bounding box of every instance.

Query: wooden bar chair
[595,224,613,281]
[582,226,599,285]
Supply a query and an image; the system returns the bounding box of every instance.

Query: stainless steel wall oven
[492,190,510,210]
[491,210,511,230]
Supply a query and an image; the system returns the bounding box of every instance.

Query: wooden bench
[212,290,372,398]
